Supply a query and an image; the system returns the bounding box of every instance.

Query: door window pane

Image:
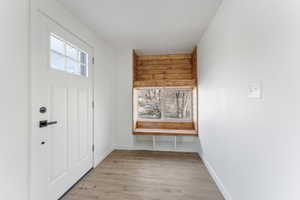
[66,58,78,74]
[51,52,65,71]
[66,44,78,60]
[50,35,65,54]
[163,89,192,120]
[137,88,162,119]
[80,52,87,64]
[80,64,87,76]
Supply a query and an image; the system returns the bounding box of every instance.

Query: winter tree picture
[137,88,192,121]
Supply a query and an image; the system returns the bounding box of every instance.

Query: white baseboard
[114,145,137,150]
[199,153,232,200]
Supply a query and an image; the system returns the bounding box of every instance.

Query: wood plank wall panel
[133,50,138,82]
[134,80,196,87]
[137,54,192,60]
[191,47,197,83]
[133,52,197,87]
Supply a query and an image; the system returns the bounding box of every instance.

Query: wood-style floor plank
[61,150,224,200]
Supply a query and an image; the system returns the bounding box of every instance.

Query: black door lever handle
[39,120,58,128]
[47,121,58,125]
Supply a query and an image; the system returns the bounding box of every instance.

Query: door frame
[29,10,95,200]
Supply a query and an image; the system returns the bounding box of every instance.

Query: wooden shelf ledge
[133,128,198,136]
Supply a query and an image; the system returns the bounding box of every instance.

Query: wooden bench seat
[133,128,198,136]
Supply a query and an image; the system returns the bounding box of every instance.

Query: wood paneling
[137,64,192,70]
[133,80,196,87]
[137,74,193,80]
[61,150,224,200]
[191,47,197,82]
[136,121,194,130]
[133,52,197,87]
[137,59,191,66]
[133,50,138,81]
[137,68,192,75]
[137,54,192,60]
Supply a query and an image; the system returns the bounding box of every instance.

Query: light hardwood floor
[61,150,224,200]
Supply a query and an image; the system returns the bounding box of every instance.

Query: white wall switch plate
[248,82,262,99]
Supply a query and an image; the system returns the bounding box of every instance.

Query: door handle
[39,120,58,128]
[47,121,58,126]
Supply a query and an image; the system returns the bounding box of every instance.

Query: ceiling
[58,0,221,54]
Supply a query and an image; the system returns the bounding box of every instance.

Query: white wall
[198,0,300,199]
[114,49,134,149]
[93,43,115,166]
[0,1,29,200]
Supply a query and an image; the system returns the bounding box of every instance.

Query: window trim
[135,86,193,123]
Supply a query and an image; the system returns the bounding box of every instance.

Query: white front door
[30,14,94,200]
